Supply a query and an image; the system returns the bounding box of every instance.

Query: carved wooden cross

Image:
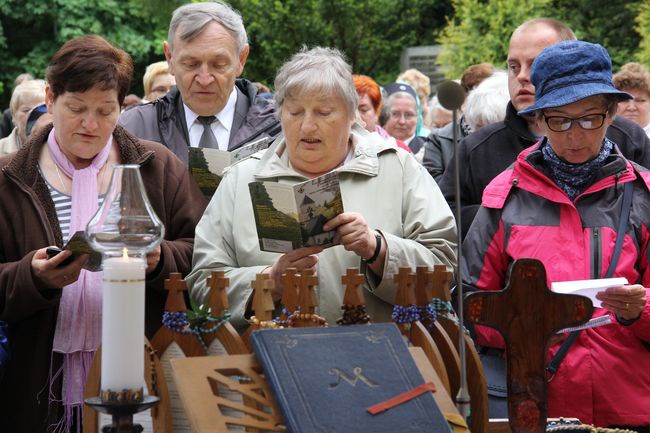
[290,269,320,327]
[464,259,593,433]
[207,271,230,316]
[297,269,318,314]
[341,268,365,306]
[164,272,188,312]
[431,265,453,302]
[338,268,369,326]
[393,267,416,332]
[251,274,275,322]
[281,268,300,315]
[415,266,433,307]
[393,267,416,306]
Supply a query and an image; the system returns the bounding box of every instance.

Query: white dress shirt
[184,87,238,151]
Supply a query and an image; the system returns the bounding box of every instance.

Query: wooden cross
[393,267,416,333]
[207,271,230,316]
[464,259,593,433]
[251,274,276,322]
[341,268,365,306]
[414,266,433,307]
[281,268,300,315]
[393,267,416,306]
[297,269,318,314]
[289,269,320,328]
[164,272,188,312]
[431,265,453,302]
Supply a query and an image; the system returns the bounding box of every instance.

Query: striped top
[45,180,73,242]
[42,169,104,243]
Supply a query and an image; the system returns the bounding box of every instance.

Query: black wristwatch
[364,232,382,264]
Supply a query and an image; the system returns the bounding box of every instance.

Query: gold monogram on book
[328,367,379,388]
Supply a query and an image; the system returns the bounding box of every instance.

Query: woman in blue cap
[462,40,650,429]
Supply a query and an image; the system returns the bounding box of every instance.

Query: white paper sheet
[550,277,628,308]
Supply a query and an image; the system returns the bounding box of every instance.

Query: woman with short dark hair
[0,35,207,432]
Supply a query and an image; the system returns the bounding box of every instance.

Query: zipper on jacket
[590,227,602,279]
[4,169,59,245]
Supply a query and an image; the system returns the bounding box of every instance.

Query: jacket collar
[518,139,634,202]
[253,124,393,181]
[4,123,155,194]
[483,139,636,208]
[429,116,468,141]
[2,124,154,245]
[504,101,538,144]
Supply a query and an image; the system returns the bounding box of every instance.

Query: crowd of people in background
[0,1,648,432]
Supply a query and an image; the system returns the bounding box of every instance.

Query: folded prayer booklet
[550,277,628,308]
[189,136,273,198]
[249,170,344,253]
[64,231,103,272]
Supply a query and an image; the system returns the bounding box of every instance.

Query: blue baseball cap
[383,82,418,101]
[26,103,48,137]
[518,40,632,116]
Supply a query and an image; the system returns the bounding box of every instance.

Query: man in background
[120,1,280,164]
[438,18,650,238]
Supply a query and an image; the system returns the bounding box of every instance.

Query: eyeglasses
[389,111,417,121]
[543,113,607,132]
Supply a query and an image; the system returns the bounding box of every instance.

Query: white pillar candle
[101,248,146,397]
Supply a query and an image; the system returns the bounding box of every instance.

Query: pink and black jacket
[462,140,650,426]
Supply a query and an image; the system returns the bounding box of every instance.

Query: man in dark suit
[439,18,650,238]
[120,1,280,164]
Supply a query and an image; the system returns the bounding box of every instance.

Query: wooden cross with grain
[292,269,319,327]
[464,258,593,433]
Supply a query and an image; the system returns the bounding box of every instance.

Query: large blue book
[250,323,453,433]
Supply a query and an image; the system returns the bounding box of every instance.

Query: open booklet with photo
[248,171,344,253]
[188,136,273,198]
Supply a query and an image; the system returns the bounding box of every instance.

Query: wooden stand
[167,267,477,433]
[393,266,452,395]
[171,347,469,433]
[426,265,490,433]
[202,271,249,353]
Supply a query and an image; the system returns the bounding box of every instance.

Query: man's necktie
[197,115,219,149]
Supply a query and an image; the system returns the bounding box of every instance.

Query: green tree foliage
[230,0,447,86]
[553,0,642,69]
[636,1,650,66]
[0,0,448,106]
[437,0,645,79]
[0,0,181,106]
[437,0,550,78]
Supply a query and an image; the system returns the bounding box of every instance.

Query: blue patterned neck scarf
[541,138,613,201]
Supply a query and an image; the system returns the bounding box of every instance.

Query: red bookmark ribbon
[367,382,436,415]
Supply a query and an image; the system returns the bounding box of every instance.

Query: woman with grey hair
[188,47,456,329]
[463,71,509,131]
[0,79,46,155]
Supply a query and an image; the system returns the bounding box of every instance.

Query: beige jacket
[187,127,457,330]
[0,127,20,156]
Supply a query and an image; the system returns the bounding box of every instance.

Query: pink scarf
[47,128,111,431]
